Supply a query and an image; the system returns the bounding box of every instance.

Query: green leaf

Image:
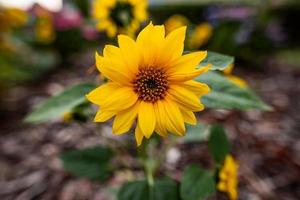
[118,178,179,200]
[180,165,216,200]
[25,83,95,123]
[61,146,113,181]
[200,51,234,70]
[183,123,210,143]
[153,178,179,200]
[208,125,230,163]
[196,71,272,110]
[118,181,148,200]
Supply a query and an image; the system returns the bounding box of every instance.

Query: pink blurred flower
[54,6,82,30]
[81,25,99,40]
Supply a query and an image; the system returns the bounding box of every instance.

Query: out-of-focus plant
[0,7,28,31]
[164,15,213,50]
[0,6,58,91]
[33,6,55,44]
[0,7,28,53]
[217,155,239,200]
[188,22,213,50]
[164,14,189,34]
[92,0,148,38]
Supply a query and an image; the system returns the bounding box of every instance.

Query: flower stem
[146,161,155,186]
[138,138,158,187]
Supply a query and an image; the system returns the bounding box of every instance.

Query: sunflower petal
[101,87,138,112]
[112,102,140,135]
[168,64,211,82]
[137,22,165,66]
[159,26,186,66]
[156,100,179,135]
[169,85,204,111]
[95,52,132,85]
[103,45,122,58]
[138,101,156,138]
[136,22,154,65]
[94,110,115,122]
[164,98,185,136]
[86,82,120,105]
[154,102,168,137]
[180,109,197,125]
[168,51,207,73]
[118,35,140,73]
[135,123,144,146]
[182,80,210,97]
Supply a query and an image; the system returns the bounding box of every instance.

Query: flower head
[217,155,239,200]
[92,0,148,38]
[86,22,210,146]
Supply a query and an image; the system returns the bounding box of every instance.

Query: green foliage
[25,83,95,123]
[208,125,230,163]
[180,165,216,200]
[118,178,179,200]
[0,50,57,87]
[196,71,272,110]
[61,146,113,181]
[200,51,234,71]
[118,181,148,200]
[183,123,210,143]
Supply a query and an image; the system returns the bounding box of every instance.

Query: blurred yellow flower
[35,12,55,44]
[164,15,189,34]
[0,7,28,52]
[217,155,239,200]
[223,64,247,88]
[62,112,73,122]
[0,7,28,32]
[5,8,28,28]
[188,22,213,49]
[87,23,211,146]
[92,0,148,38]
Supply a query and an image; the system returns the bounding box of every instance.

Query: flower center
[133,67,169,103]
[110,2,133,27]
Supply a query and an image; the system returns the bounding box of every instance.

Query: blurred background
[0,0,299,199]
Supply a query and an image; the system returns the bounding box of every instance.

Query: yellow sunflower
[92,0,148,38]
[217,155,239,200]
[86,22,211,146]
